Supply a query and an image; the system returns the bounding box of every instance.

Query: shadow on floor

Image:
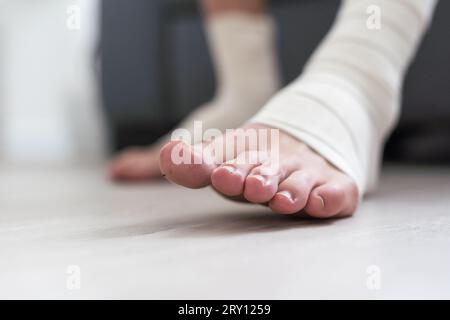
[89,210,344,239]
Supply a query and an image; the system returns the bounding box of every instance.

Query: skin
[160,124,359,219]
[201,0,267,15]
[110,0,360,219]
[109,146,162,181]
[109,0,265,182]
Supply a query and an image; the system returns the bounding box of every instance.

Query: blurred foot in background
[110,0,280,182]
[109,146,161,181]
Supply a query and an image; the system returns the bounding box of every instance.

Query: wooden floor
[1,164,449,299]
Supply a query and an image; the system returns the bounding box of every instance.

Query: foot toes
[269,170,316,214]
[211,151,266,197]
[160,141,216,188]
[159,124,360,219]
[109,160,131,179]
[305,179,358,218]
[110,148,161,181]
[211,165,248,196]
[243,159,283,203]
[244,174,278,204]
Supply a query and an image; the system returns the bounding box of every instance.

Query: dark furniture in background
[101,0,450,163]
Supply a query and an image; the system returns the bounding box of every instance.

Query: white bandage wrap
[250,0,438,194]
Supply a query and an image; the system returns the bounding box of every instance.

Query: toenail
[251,175,267,184]
[222,165,237,174]
[277,190,294,202]
[317,194,325,208]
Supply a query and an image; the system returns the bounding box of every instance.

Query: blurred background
[1,0,449,167]
[0,0,106,165]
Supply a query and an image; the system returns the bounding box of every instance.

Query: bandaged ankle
[250,0,438,194]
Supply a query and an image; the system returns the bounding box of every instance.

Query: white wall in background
[0,0,108,165]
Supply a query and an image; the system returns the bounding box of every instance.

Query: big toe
[160,141,216,189]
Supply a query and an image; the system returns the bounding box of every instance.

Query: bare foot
[160,124,359,218]
[109,147,162,181]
